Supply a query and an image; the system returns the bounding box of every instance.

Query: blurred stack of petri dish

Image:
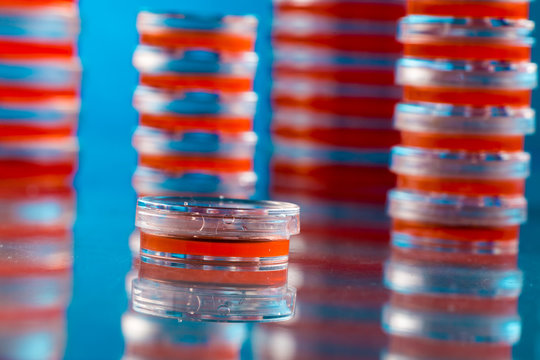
[270,0,405,242]
[0,0,80,357]
[132,12,259,198]
[383,242,522,359]
[388,0,537,259]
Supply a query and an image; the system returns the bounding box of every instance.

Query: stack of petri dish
[132,12,259,199]
[270,0,405,241]
[388,0,537,257]
[0,1,79,358]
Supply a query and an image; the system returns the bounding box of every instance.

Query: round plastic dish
[122,312,247,360]
[407,0,530,19]
[0,185,75,232]
[271,141,394,204]
[0,6,79,60]
[399,16,534,61]
[136,196,300,264]
[133,126,256,173]
[273,76,401,118]
[395,102,535,152]
[0,230,72,274]
[384,260,522,298]
[388,189,527,227]
[273,44,398,86]
[133,86,256,133]
[397,58,537,106]
[382,305,521,344]
[274,0,405,21]
[272,13,402,53]
[0,138,78,186]
[133,166,257,198]
[272,107,398,149]
[137,11,258,52]
[0,98,79,140]
[132,277,296,323]
[391,231,518,267]
[391,146,530,196]
[133,45,257,92]
[0,59,81,102]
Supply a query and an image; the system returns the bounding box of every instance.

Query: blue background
[65,1,540,358]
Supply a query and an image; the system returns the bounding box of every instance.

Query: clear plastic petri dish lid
[388,189,527,227]
[273,11,398,36]
[273,43,399,70]
[133,45,258,76]
[131,277,296,322]
[137,11,257,36]
[132,126,257,158]
[133,86,257,117]
[382,305,521,344]
[0,98,79,125]
[391,146,530,179]
[0,58,81,88]
[396,58,537,89]
[0,5,80,40]
[384,260,522,298]
[136,196,300,240]
[132,166,257,198]
[0,136,78,161]
[395,102,535,135]
[399,16,534,45]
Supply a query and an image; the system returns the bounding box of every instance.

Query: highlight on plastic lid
[132,126,257,158]
[136,196,300,240]
[132,166,257,198]
[391,146,530,179]
[0,136,78,161]
[384,260,522,298]
[388,189,527,226]
[399,16,534,61]
[137,11,258,52]
[133,86,257,123]
[133,45,258,76]
[395,102,535,135]
[382,305,521,344]
[132,277,296,322]
[397,58,538,89]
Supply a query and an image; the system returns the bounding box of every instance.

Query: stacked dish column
[132,12,259,199]
[0,0,80,358]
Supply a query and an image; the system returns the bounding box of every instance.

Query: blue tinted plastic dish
[137,11,257,32]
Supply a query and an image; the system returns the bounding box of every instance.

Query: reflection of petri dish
[382,305,521,344]
[394,103,535,152]
[391,146,530,196]
[132,277,296,323]
[0,6,79,61]
[400,16,534,61]
[133,166,257,198]
[122,311,247,360]
[137,11,257,52]
[274,0,405,21]
[134,46,257,92]
[133,126,257,173]
[134,86,256,133]
[388,189,527,227]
